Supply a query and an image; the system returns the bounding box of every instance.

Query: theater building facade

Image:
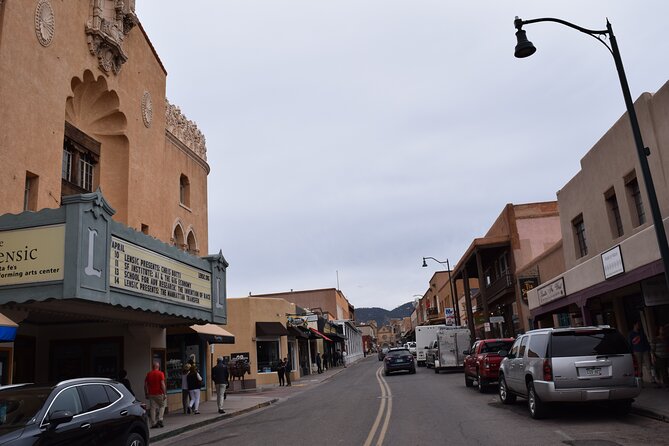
[0,0,230,407]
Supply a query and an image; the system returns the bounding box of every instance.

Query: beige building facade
[528,80,669,362]
[0,0,228,412]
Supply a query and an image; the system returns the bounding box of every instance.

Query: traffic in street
[155,356,669,446]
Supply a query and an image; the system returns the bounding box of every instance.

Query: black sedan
[0,377,149,445]
[383,348,416,376]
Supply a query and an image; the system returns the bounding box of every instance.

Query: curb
[150,398,279,443]
[631,405,669,423]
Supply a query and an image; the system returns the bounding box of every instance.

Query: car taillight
[632,353,640,377]
[543,358,553,381]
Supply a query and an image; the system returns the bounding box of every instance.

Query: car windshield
[551,329,631,357]
[480,341,514,353]
[387,349,410,357]
[0,387,51,432]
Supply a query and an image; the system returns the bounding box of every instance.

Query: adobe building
[253,288,355,321]
[0,0,230,408]
[527,80,669,372]
[452,202,562,338]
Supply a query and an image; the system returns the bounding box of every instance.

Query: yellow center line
[376,370,392,446]
[363,366,388,446]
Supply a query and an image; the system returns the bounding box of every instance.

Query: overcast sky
[136,1,669,311]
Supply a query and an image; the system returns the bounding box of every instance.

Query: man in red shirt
[144,360,167,428]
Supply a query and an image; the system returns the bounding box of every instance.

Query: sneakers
[218,409,225,414]
[157,421,164,428]
[186,407,191,414]
[194,410,200,414]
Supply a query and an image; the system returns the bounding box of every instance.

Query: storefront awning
[288,326,310,339]
[309,327,333,342]
[256,322,289,337]
[0,313,18,342]
[326,332,347,341]
[189,324,235,344]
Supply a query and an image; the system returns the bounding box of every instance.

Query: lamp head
[514,28,536,58]
[422,258,428,268]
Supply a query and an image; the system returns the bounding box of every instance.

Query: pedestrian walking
[118,369,134,396]
[277,358,286,386]
[629,321,652,385]
[284,357,292,386]
[651,325,669,387]
[322,351,329,371]
[144,360,166,428]
[211,357,229,414]
[316,352,322,374]
[187,364,203,414]
[181,363,191,413]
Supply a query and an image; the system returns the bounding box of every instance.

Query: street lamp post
[514,16,669,291]
[421,257,460,326]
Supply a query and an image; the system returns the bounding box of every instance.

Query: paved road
[156,356,669,445]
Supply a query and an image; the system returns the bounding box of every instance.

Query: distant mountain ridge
[355,301,414,327]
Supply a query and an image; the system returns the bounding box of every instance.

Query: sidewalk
[632,384,669,422]
[150,363,349,442]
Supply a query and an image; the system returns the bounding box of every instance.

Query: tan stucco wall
[213,297,298,386]
[558,81,669,271]
[250,289,353,321]
[0,2,209,251]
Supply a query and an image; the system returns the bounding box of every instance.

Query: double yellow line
[363,366,392,446]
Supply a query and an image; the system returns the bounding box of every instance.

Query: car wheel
[477,372,486,393]
[465,373,474,387]
[498,374,515,404]
[527,381,548,419]
[126,432,146,446]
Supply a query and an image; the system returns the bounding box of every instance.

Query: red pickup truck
[463,338,514,393]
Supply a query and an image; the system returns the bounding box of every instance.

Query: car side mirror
[498,349,508,357]
[463,350,470,355]
[48,410,74,428]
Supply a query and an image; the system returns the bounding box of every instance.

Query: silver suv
[498,326,640,419]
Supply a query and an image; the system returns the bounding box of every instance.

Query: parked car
[405,342,417,356]
[378,347,389,361]
[498,326,641,419]
[0,377,149,445]
[383,348,416,376]
[464,338,514,392]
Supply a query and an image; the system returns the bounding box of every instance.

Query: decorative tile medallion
[35,0,55,47]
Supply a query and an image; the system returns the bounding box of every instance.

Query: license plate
[585,367,602,376]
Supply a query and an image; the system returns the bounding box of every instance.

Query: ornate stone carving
[165,100,207,161]
[35,0,55,47]
[85,0,137,75]
[141,91,152,128]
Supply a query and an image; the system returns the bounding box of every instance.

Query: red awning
[309,327,333,342]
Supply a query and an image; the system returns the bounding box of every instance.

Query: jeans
[181,389,190,413]
[188,389,201,412]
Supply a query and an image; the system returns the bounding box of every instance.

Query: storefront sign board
[602,245,624,279]
[0,224,65,286]
[537,277,566,306]
[109,236,212,309]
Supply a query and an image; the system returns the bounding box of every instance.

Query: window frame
[626,175,646,227]
[572,214,588,258]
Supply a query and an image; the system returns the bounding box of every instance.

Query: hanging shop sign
[0,224,65,286]
[109,236,212,309]
[601,245,624,279]
[518,277,539,304]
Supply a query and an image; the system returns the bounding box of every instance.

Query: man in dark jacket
[212,357,229,414]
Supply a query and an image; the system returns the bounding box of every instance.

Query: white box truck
[425,326,471,373]
[415,324,446,366]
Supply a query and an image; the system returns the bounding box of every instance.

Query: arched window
[173,224,185,249]
[179,174,190,207]
[186,231,198,255]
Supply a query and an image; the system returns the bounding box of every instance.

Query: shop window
[24,172,39,211]
[625,174,646,227]
[166,334,205,392]
[572,214,588,258]
[605,188,624,238]
[61,122,100,198]
[179,174,190,207]
[256,339,280,373]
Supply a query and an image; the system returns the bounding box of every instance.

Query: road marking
[363,367,392,446]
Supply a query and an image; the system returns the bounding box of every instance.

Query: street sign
[489,316,505,324]
[484,322,491,332]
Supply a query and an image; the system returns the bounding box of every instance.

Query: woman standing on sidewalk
[651,325,669,387]
[187,365,203,414]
